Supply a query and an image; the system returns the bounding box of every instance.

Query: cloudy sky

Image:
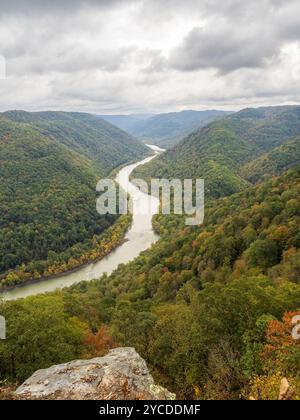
[0,0,300,113]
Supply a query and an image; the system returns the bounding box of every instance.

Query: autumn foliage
[247,311,300,400]
[84,325,118,358]
[262,311,300,376]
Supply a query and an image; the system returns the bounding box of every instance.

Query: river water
[2,145,164,301]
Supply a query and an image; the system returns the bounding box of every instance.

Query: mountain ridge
[133,105,300,198]
[100,109,232,148]
[2,110,148,175]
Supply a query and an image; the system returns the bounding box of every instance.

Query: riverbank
[0,225,131,293]
[1,146,163,301]
[0,214,132,292]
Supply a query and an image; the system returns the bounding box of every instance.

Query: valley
[100,110,231,149]
[133,106,300,198]
[2,0,300,403]
[0,105,300,400]
[1,145,163,300]
[0,111,149,290]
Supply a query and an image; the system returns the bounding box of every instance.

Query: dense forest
[0,112,148,288]
[241,137,300,184]
[3,111,148,174]
[133,106,300,198]
[1,164,299,399]
[0,106,299,400]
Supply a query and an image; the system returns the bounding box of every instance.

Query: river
[2,144,164,301]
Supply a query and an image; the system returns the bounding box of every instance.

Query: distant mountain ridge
[100,110,232,148]
[97,114,154,134]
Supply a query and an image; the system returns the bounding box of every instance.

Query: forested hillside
[240,137,300,184]
[133,106,300,198]
[3,111,148,174]
[0,112,148,289]
[1,106,299,400]
[1,165,299,399]
[101,110,231,148]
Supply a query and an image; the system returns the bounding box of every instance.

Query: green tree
[0,295,88,381]
[246,239,280,270]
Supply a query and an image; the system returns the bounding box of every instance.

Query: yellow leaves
[247,373,300,400]
[197,231,212,242]
[67,258,78,270]
[4,271,20,284]
[268,225,290,243]
[247,372,283,400]
[216,224,225,234]
[193,385,202,400]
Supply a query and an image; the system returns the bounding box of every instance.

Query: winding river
[2,145,164,301]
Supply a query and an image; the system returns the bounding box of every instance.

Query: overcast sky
[0,0,300,114]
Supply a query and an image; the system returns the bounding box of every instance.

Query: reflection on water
[2,145,164,301]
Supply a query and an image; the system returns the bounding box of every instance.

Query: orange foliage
[262,311,300,374]
[84,325,118,358]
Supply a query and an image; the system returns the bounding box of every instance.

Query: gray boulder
[16,347,175,400]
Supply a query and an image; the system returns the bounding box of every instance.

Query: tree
[84,325,118,358]
[246,239,280,270]
[0,295,88,381]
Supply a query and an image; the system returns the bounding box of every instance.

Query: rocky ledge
[15,347,175,400]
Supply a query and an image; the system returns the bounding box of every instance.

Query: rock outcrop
[15,347,175,400]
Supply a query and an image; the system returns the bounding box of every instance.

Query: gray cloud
[168,1,300,73]
[8,47,136,75]
[0,0,300,113]
[168,26,276,73]
[0,0,128,15]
